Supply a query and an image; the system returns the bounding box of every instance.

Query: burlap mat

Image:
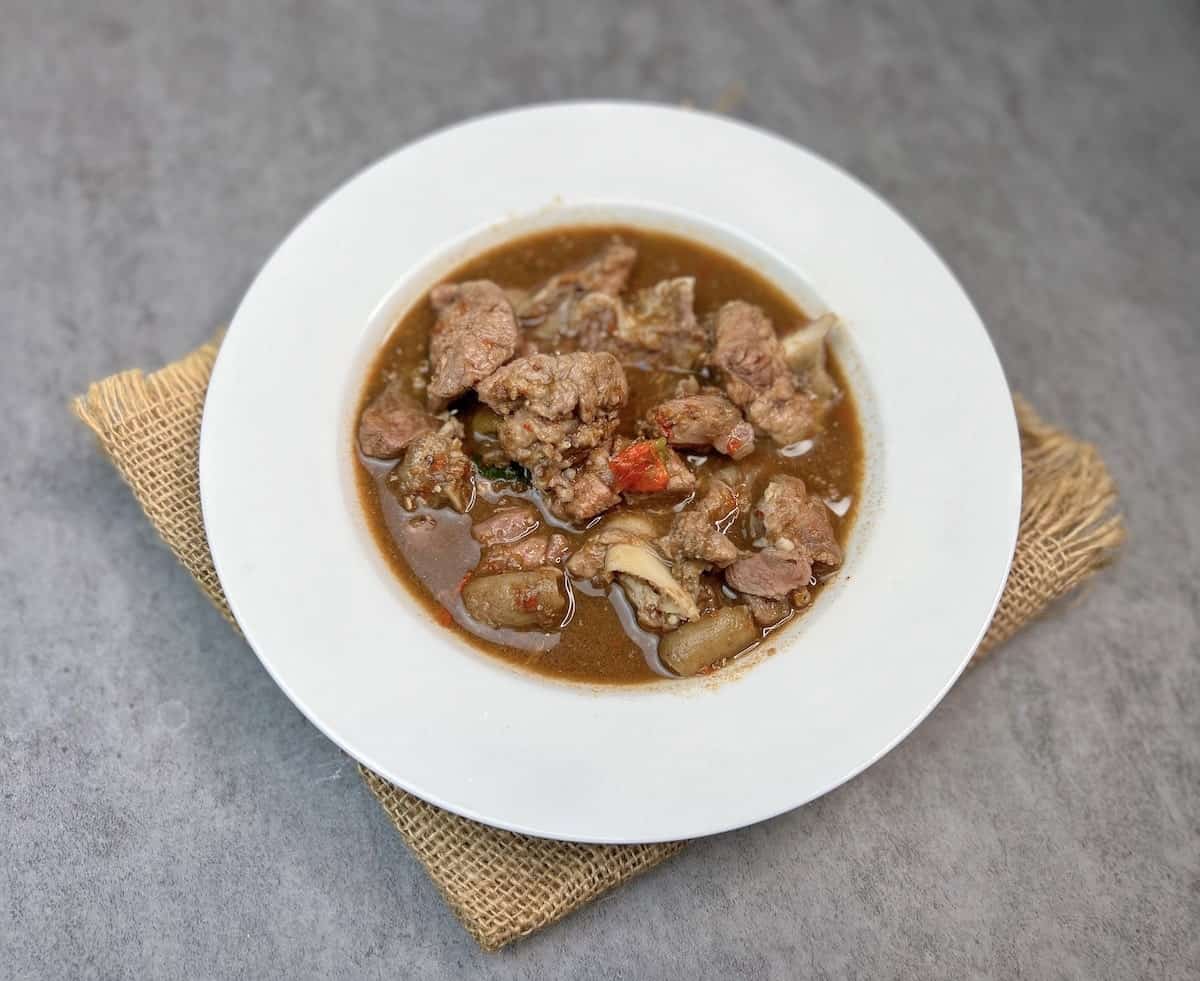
[72,336,1124,951]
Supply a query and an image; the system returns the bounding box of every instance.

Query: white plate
[200,102,1020,843]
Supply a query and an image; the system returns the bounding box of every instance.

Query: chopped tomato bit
[609,439,670,493]
[435,607,454,627]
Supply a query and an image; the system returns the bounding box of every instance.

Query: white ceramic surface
[199,102,1021,843]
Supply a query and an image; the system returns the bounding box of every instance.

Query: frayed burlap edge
[973,395,1125,658]
[72,338,233,625]
[71,339,1123,951]
[359,769,687,949]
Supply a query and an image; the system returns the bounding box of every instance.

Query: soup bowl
[200,102,1020,842]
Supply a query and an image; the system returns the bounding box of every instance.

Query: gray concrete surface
[3,1,1198,978]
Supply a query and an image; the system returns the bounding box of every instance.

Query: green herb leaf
[475,459,531,485]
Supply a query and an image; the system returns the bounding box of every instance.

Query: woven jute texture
[72,337,1123,951]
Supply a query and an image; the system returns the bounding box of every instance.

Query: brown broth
[355,226,864,684]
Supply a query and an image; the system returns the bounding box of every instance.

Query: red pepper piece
[609,439,671,493]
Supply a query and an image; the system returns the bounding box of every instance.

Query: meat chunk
[569,277,705,370]
[697,477,740,527]
[477,533,570,574]
[516,240,637,324]
[476,351,628,422]
[662,451,697,495]
[484,412,621,521]
[622,278,704,369]
[758,475,843,569]
[712,301,826,445]
[461,569,565,630]
[713,301,781,395]
[712,461,762,522]
[476,353,629,520]
[646,389,756,460]
[489,410,610,473]
[660,480,740,569]
[725,548,813,599]
[744,595,792,627]
[744,377,823,446]
[657,481,739,617]
[725,475,840,604]
[470,504,540,546]
[426,280,519,407]
[670,558,721,614]
[357,380,438,459]
[386,420,474,512]
[559,447,623,521]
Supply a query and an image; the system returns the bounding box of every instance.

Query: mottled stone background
[2,2,1197,978]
